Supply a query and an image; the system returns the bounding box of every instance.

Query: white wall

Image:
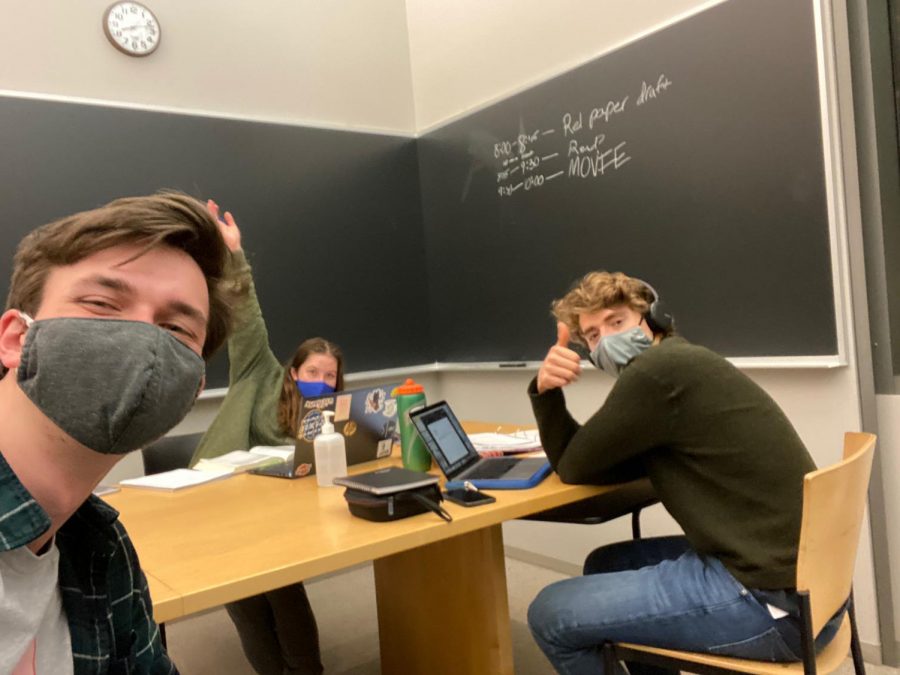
[404,0,722,131]
[0,0,416,134]
[876,396,900,643]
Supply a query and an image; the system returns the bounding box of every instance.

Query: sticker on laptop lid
[300,410,324,442]
[334,393,352,422]
[376,438,393,458]
[365,388,386,414]
[384,398,397,418]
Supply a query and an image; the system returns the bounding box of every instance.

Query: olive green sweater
[190,251,293,465]
[529,336,815,590]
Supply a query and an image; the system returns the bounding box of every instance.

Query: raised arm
[207,200,280,383]
[209,199,241,253]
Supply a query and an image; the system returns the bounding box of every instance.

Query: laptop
[251,382,399,479]
[409,401,551,489]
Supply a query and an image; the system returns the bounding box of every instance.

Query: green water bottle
[393,378,431,471]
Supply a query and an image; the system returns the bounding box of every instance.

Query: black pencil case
[342,484,451,522]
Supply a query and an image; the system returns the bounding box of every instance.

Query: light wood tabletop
[105,422,616,675]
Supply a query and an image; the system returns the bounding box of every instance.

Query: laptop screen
[410,401,478,478]
[427,416,469,465]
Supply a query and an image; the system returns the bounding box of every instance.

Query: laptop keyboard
[463,457,520,479]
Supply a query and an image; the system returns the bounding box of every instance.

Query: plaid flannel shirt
[0,453,178,674]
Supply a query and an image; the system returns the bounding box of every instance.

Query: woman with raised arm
[191,200,341,675]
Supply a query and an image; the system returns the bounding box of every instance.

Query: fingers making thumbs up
[556,322,571,348]
[536,321,582,394]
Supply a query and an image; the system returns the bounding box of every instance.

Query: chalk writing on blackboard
[493,74,672,197]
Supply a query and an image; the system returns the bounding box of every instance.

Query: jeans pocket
[708,626,801,662]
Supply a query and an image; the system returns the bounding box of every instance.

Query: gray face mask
[16,314,205,455]
[589,324,653,378]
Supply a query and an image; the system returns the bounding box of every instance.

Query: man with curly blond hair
[526,271,845,675]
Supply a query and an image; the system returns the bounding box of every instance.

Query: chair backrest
[141,432,204,475]
[796,431,876,634]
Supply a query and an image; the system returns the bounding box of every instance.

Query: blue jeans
[527,536,843,675]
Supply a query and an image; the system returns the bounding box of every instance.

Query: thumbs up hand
[555,322,571,348]
[536,322,583,394]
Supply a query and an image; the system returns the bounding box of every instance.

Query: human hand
[207,199,242,252]
[536,322,582,394]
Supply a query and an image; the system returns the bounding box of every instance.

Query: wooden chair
[602,431,876,675]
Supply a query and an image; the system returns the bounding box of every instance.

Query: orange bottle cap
[393,378,424,395]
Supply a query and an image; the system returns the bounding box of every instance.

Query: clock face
[103,2,160,56]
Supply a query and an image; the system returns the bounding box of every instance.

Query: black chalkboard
[0,0,841,384]
[0,98,432,388]
[418,0,839,361]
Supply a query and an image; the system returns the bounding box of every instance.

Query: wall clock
[103,2,160,57]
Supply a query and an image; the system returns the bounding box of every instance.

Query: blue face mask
[296,380,335,398]
[589,323,653,378]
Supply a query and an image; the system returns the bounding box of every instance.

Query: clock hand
[118,21,154,31]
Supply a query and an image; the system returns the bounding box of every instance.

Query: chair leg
[798,592,817,675]
[602,642,618,675]
[848,593,866,675]
[631,508,642,539]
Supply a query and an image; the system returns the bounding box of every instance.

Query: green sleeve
[529,367,669,484]
[222,250,282,383]
[190,251,288,465]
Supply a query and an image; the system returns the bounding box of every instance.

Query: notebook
[251,382,399,479]
[120,467,233,491]
[332,466,439,495]
[409,401,552,489]
[468,429,543,456]
[195,446,294,474]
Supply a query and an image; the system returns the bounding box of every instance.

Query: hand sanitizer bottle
[314,410,347,487]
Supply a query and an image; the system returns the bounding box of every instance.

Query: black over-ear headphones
[635,279,674,334]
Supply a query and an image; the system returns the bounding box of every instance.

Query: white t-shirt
[0,540,74,675]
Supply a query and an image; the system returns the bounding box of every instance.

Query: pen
[499,362,527,368]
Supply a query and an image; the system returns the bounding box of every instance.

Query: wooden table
[105,423,622,675]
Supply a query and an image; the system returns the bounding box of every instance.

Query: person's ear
[0,310,29,370]
[289,367,299,381]
[192,374,206,403]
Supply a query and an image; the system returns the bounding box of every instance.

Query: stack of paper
[193,446,294,474]
[120,467,233,491]
[467,430,543,456]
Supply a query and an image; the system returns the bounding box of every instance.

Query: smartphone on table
[443,485,496,507]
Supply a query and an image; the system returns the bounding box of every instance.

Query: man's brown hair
[552,271,670,345]
[5,190,248,359]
